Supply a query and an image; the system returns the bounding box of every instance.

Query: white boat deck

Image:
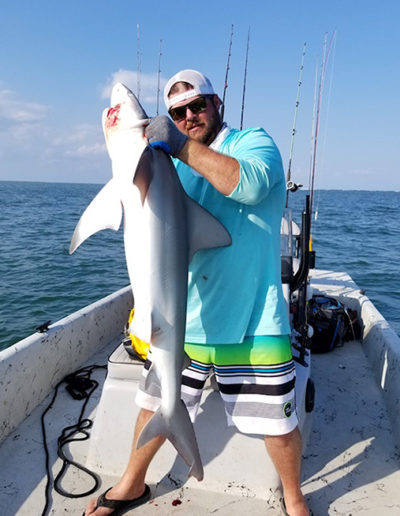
[1,270,400,515]
[1,335,399,515]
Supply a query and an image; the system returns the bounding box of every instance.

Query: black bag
[307,295,347,353]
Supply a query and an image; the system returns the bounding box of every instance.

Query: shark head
[102,83,149,165]
[103,83,149,136]
[110,83,148,121]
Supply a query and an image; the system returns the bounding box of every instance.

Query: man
[85,70,310,516]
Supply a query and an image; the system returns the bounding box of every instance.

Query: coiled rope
[40,364,107,516]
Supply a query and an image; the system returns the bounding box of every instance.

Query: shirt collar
[209,122,231,151]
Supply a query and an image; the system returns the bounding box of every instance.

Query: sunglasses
[168,96,212,122]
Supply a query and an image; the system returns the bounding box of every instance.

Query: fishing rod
[309,31,336,218]
[284,42,322,362]
[286,42,307,207]
[221,24,234,122]
[221,25,234,122]
[156,39,163,116]
[314,34,337,222]
[136,24,141,100]
[308,58,319,206]
[240,28,250,131]
[309,33,328,216]
[291,32,336,324]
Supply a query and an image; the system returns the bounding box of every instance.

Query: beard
[184,103,222,146]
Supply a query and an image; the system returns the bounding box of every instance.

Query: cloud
[101,69,167,105]
[0,86,104,158]
[44,123,106,161]
[0,88,51,156]
[0,88,49,124]
[65,142,105,157]
[0,74,168,168]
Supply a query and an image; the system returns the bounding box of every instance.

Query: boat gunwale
[0,285,133,444]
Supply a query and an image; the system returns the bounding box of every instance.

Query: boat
[1,37,399,516]
[1,199,400,515]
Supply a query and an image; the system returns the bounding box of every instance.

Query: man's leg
[84,408,165,516]
[264,427,309,516]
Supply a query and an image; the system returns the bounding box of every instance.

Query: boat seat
[107,342,144,380]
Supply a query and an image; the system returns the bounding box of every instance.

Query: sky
[0,0,399,191]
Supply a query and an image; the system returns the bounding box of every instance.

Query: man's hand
[145,116,188,157]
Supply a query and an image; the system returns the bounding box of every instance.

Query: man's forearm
[177,139,240,196]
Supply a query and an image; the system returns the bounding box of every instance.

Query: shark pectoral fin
[69,180,122,254]
[188,460,204,482]
[137,402,204,481]
[185,196,232,262]
[144,364,159,390]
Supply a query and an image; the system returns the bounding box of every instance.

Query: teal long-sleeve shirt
[174,126,290,344]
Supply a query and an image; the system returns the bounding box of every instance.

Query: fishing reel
[286,181,303,193]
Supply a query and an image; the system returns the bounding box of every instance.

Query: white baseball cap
[164,69,219,109]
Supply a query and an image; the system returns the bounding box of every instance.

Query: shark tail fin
[137,401,204,481]
[69,179,122,254]
[185,196,232,262]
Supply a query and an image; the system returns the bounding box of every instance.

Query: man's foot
[83,484,150,516]
[281,496,313,516]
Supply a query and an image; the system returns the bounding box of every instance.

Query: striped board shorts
[135,335,298,436]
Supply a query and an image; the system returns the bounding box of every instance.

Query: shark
[69,83,231,481]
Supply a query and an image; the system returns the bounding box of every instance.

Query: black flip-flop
[83,484,151,516]
[280,497,314,516]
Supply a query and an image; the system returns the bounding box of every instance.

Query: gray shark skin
[69,83,231,481]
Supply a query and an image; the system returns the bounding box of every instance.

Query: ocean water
[0,181,399,352]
